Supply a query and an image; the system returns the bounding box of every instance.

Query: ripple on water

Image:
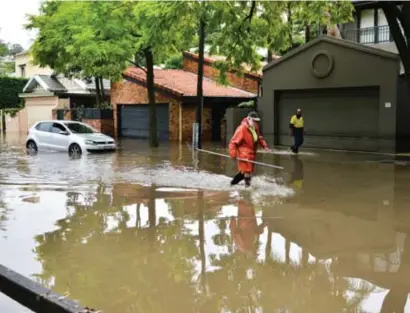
[119,164,294,200]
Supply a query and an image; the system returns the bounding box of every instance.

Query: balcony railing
[341,25,393,44]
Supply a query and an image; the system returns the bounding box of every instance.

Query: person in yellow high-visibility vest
[290,155,304,190]
[289,108,304,154]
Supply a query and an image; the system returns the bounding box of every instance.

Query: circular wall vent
[311,51,334,78]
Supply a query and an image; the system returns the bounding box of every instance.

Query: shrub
[0,76,28,109]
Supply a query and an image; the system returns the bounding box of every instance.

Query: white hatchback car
[26,120,116,156]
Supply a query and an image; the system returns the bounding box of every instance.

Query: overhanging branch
[382,3,410,72]
[128,59,147,74]
[243,1,256,24]
[239,1,256,33]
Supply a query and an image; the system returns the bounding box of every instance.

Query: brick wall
[111,78,230,143]
[52,109,71,121]
[180,104,212,142]
[83,118,115,137]
[182,53,260,94]
[52,109,114,136]
[221,118,227,144]
[111,80,181,140]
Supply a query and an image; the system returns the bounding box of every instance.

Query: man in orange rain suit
[229,111,270,187]
[229,200,267,257]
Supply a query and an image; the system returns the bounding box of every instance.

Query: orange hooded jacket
[229,200,265,255]
[228,118,268,173]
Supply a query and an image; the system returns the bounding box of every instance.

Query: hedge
[0,76,28,109]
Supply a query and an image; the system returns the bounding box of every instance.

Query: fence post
[0,264,92,313]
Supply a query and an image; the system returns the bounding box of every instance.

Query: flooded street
[1,134,410,313]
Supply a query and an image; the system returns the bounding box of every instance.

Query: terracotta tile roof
[183,51,281,76]
[123,67,256,98]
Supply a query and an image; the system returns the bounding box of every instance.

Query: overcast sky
[0,0,42,49]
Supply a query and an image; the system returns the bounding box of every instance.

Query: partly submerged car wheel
[26,140,38,155]
[68,143,82,158]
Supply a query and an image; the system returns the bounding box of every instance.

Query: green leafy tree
[7,44,23,56]
[0,28,7,57]
[0,77,28,109]
[0,41,7,57]
[28,1,196,147]
[27,1,135,107]
[127,1,197,147]
[206,1,353,72]
[2,62,15,74]
[164,54,183,69]
[33,183,200,312]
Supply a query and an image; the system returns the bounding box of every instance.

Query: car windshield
[64,122,96,134]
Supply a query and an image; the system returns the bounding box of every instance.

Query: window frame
[35,122,53,133]
[50,122,69,135]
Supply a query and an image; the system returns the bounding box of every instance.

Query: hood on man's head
[247,111,261,121]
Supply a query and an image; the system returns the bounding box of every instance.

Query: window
[51,123,67,134]
[359,9,375,43]
[35,122,52,132]
[19,64,26,78]
[63,122,96,134]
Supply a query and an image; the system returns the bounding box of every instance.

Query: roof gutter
[19,92,55,98]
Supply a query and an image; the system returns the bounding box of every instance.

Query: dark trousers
[291,128,304,153]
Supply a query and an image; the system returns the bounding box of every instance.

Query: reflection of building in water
[354,232,406,273]
[111,183,229,214]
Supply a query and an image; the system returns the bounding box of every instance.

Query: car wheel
[26,140,38,155]
[68,143,82,158]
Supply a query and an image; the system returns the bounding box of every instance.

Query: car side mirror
[59,130,69,136]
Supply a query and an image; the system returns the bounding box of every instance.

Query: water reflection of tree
[0,206,10,232]
[380,234,410,313]
[0,176,9,232]
[33,182,200,312]
[32,182,379,313]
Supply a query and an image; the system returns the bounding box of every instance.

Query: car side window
[51,123,67,134]
[35,122,52,132]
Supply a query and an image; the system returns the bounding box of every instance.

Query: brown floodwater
[1,134,410,313]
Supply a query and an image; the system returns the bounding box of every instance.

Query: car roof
[35,120,83,124]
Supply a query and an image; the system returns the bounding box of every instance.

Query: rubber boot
[245,177,251,187]
[231,172,244,185]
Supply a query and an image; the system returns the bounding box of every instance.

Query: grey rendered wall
[225,107,253,143]
[396,76,410,153]
[259,40,400,153]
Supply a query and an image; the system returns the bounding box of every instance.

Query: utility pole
[194,11,205,149]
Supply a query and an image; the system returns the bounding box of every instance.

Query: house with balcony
[340,1,403,57]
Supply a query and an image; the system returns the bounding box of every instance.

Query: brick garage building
[182,52,262,94]
[111,63,256,142]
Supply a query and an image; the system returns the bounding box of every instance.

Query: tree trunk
[144,48,158,148]
[99,77,105,104]
[285,238,290,264]
[94,76,101,108]
[195,17,206,149]
[287,2,293,47]
[148,184,156,242]
[382,3,410,90]
[267,48,273,63]
[136,203,141,228]
[305,24,311,43]
[1,110,5,133]
[197,190,207,292]
[380,235,409,313]
[265,225,272,263]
